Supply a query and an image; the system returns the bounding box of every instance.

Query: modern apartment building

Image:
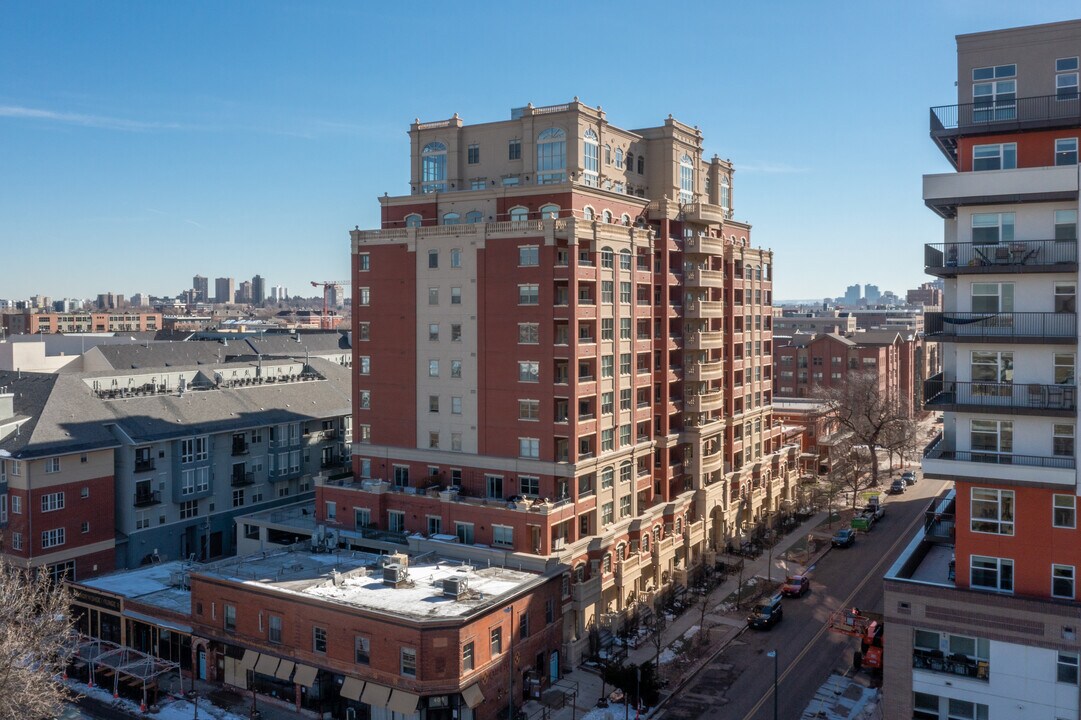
[215,277,235,304]
[2,310,163,335]
[330,100,798,670]
[884,20,1081,720]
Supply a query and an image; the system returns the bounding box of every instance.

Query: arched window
[442,212,460,225]
[617,543,626,562]
[509,206,529,222]
[539,204,560,219]
[602,210,613,224]
[583,206,595,221]
[583,129,599,187]
[676,517,683,534]
[604,144,612,165]
[421,142,447,193]
[404,214,422,228]
[679,154,694,204]
[601,466,614,489]
[621,213,631,226]
[637,155,645,175]
[573,563,585,582]
[600,248,614,269]
[720,176,731,210]
[619,249,632,270]
[450,248,462,267]
[626,152,634,170]
[465,210,483,224]
[642,534,649,551]
[536,128,566,184]
[619,460,632,483]
[615,148,624,169]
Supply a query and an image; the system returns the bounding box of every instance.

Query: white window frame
[972,142,1016,171]
[1056,137,1079,166]
[1052,564,1075,599]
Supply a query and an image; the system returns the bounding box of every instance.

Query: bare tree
[815,371,910,486]
[648,611,668,668]
[828,437,876,510]
[0,560,77,720]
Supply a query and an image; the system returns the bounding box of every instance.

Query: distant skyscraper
[237,281,252,304]
[327,284,342,309]
[844,284,861,305]
[864,283,881,304]
[192,275,209,303]
[215,277,235,304]
[251,275,266,304]
[130,294,149,308]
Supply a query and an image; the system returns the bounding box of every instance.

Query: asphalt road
[657,472,951,720]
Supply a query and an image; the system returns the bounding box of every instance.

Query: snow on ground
[657,649,677,664]
[580,702,655,720]
[680,625,700,640]
[65,679,246,720]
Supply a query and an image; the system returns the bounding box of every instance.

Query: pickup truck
[851,496,885,531]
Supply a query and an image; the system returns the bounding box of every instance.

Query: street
[657,472,949,720]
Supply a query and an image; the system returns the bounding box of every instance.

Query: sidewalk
[520,510,835,720]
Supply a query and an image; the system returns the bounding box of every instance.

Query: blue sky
[1,1,1078,302]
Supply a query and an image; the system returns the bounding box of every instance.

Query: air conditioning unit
[382,564,407,586]
[442,576,468,599]
[384,552,409,568]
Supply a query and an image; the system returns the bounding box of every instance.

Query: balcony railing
[231,442,249,456]
[134,459,155,473]
[930,93,1081,163]
[925,312,1076,342]
[912,648,988,681]
[924,440,1075,470]
[231,472,256,487]
[925,239,1078,277]
[924,373,1077,414]
[133,490,161,507]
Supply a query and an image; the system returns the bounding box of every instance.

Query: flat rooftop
[199,549,543,621]
[885,490,956,589]
[78,560,193,617]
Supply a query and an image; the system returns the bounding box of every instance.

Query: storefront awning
[254,654,280,676]
[387,690,419,715]
[223,657,238,687]
[361,682,391,707]
[238,650,260,674]
[274,660,295,682]
[121,610,193,635]
[340,676,365,701]
[293,664,318,688]
[461,683,484,709]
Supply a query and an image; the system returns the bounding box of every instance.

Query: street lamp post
[767,649,778,720]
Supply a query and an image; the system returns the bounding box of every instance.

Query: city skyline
[2,2,1079,299]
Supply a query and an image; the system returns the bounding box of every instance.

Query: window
[508,138,521,160]
[358,253,370,271]
[620,318,631,340]
[1056,210,1078,241]
[971,282,1013,313]
[971,213,1014,244]
[421,142,447,193]
[393,466,409,487]
[355,635,370,664]
[600,318,613,340]
[388,510,405,533]
[600,355,613,378]
[620,424,631,446]
[519,612,529,638]
[972,142,1016,171]
[462,641,475,672]
[357,323,369,341]
[450,248,462,267]
[486,475,504,499]
[180,500,197,519]
[358,288,370,306]
[41,492,65,513]
[429,359,439,377]
[1056,137,1079,166]
[600,248,614,269]
[1058,652,1079,684]
[451,396,462,415]
[601,501,614,525]
[972,64,1016,122]
[518,361,539,383]
[583,206,595,221]
[620,282,631,304]
[620,388,631,410]
[619,353,631,375]
[45,457,60,474]
[493,525,513,547]
[41,528,65,549]
[467,143,479,164]
[970,488,1014,535]
[679,154,694,204]
[232,489,244,508]
[359,356,370,375]
[601,428,614,451]
[970,555,1013,592]
[451,324,462,341]
[404,214,422,228]
[601,467,614,489]
[428,432,439,449]
[509,206,528,222]
[10,533,21,550]
[1053,564,1075,599]
[519,246,539,266]
[970,350,1012,384]
[428,249,439,268]
[490,627,503,655]
[1055,423,1075,457]
[267,615,282,643]
[451,286,461,304]
[614,147,623,169]
[456,522,474,545]
[519,400,540,421]
[224,605,236,632]
[600,392,613,415]
[428,395,440,413]
[519,284,539,305]
[1057,57,1079,100]
[637,154,645,174]
[520,476,539,496]
[519,437,539,459]
[619,250,632,270]
[601,281,613,303]
[536,128,567,184]
[1054,494,1076,528]
[429,323,439,341]
[451,360,462,378]
[619,495,631,518]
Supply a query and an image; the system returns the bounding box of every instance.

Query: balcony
[684,268,725,289]
[923,433,1075,486]
[133,490,162,508]
[231,442,249,457]
[231,471,256,487]
[924,312,1076,344]
[571,575,602,604]
[684,300,725,319]
[701,450,724,474]
[684,202,728,225]
[684,390,723,413]
[686,331,723,350]
[683,234,725,255]
[685,362,724,382]
[930,93,1081,166]
[615,552,642,582]
[134,459,156,474]
[912,649,988,681]
[924,164,1079,219]
[924,373,1076,416]
[925,239,1078,278]
[686,518,706,546]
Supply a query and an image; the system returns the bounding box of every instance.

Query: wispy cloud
[737,162,809,175]
[184,219,205,230]
[0,105,186,132]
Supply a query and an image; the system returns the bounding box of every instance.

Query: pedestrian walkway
[519,509,835,720]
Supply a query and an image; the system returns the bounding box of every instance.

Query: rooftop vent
[382,564,408,587]
[442,576,468,599]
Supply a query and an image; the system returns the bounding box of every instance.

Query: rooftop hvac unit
[442,576,468,599]
[382,564,407,586]
[384,552,409,568]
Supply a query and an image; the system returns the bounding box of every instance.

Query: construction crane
[310,281,348,330]
[827,607,885,672]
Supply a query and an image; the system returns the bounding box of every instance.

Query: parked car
[747,594,784,629]
[901,471,917,485]
[781,575,811,598]
[832,528,856,548]
[889,479,907,495]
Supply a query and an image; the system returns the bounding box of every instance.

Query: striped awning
[340,676,365,701]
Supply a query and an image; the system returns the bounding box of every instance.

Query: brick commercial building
[334,100,799,678]
[2,310,163,335]
[884,20,1081,720]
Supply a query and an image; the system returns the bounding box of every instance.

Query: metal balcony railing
[133,490,161,507]
[925,239,1078,276]
[134,459,155,473]
[924,373,1077,413]
[924,312,1077,341]
[930,93,1081,163]
[924,439,1076,470]
[231,472,256,487]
